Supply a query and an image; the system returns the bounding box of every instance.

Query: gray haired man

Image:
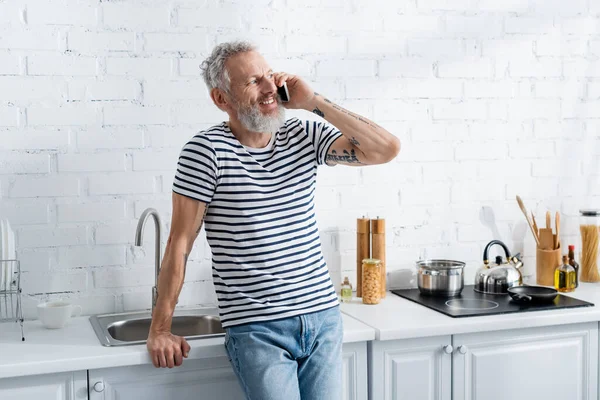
[146,41,400,399]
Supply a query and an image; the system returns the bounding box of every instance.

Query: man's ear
[210,88,231,112]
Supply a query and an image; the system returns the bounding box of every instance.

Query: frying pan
[507,285,558,304]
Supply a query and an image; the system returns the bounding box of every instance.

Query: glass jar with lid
[362,258,382,305]
[579,210,600,282]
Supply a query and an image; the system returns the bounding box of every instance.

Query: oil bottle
[568,244,580,288]
[555,255,577,293]
[340,277,353,303]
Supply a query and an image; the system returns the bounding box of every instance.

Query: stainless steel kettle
[474,240,523,294]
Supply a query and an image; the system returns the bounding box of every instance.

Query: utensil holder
[536,246,561,287]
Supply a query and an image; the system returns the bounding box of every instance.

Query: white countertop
[0,312,375,379]
[341,283,600,341]
[7,283,600,380]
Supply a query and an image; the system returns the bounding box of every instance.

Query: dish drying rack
[0,259,25,341]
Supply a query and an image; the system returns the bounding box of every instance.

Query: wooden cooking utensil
[515,195,540,247]
[546,211,551,229]
[540,228,554,250]
[554,211,560,249]
[531,213,539,243]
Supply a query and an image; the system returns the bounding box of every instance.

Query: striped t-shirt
[172,117,343,328]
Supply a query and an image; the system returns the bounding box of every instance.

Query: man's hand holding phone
[273,72,316,110]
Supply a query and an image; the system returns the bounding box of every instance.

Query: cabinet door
[342,341,368,400]
[370,335,452,400]
[453,322,599,400]
[0,371,88,400]
[88,356,244,400]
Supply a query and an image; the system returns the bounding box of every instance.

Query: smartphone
[277,81,290,102]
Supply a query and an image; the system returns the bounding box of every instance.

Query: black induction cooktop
[391,285,594,318]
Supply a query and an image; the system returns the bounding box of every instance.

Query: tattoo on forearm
[349,137,360,146]
[312,107,325,118]
[315,92,332,104]
[333,104,380,129]
[326,149,363,164]
[315,92,380,129]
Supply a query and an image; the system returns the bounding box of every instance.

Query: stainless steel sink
[90,308,225,347]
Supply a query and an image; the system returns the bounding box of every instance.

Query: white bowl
[37,301,83,329]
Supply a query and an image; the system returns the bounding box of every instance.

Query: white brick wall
[1,0,598,319]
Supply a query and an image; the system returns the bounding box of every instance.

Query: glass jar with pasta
[362,258,382,305]
[579,210,600,282]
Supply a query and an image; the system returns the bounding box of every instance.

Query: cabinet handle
[457,345,468,354]
[93,381,105,393]
[443,345,453,354]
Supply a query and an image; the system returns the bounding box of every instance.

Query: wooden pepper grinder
[356,217,370,298]
[371,217,386,298]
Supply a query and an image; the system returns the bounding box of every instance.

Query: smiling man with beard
[146,41,400,399]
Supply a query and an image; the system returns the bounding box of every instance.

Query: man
[146,41,400,399]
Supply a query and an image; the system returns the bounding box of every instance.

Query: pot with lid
[474,240,523,294]
[417,259,466,297]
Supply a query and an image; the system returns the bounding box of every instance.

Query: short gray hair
[200,41,257,94]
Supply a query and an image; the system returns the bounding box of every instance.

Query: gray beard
[235,98,286,134]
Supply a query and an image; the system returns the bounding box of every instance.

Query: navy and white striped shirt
[172,117,343,328]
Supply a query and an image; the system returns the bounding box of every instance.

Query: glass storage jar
[579,210,600,282]
[362,258,382,305]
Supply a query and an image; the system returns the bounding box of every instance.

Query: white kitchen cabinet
[453,322,598,400]
[87,342,368,400]
[369,335,452,400]
[88,356,244,400]
[369,322,598,400]
[342,341,369,400]
[0,370,88,400]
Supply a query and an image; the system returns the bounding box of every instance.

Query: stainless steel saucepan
[417,259,466,297]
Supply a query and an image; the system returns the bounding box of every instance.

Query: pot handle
[483,240,511,265]
[421,269,440,276]
[512,292,532,303]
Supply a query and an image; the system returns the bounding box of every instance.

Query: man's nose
[260,77,277,94]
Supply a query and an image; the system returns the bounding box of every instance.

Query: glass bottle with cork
[340,277,352,303]
[555,255,577,293]
[568,244,580,288]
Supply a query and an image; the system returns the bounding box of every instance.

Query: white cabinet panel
[453,322,598,400]
[89,356,244,400]
[0,371,88,400]
[370,335,452,400]
[88,343,368,400]
[342,341,368,400]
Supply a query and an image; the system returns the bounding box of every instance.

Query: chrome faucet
[134,208,162,315]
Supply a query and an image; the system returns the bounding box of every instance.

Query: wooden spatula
[531,213,539,242]
[538,211,554,249]
[515,195,540,247]
[539,229,554,250]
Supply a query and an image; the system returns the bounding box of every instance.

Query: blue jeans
[224,306,343,400]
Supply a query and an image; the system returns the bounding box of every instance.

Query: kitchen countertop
[7,283,600,380]
[0,312,375,379]
[341,282,600,341]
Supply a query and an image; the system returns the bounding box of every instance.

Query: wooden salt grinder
[371,217,386,298]
[356,217,370,298]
